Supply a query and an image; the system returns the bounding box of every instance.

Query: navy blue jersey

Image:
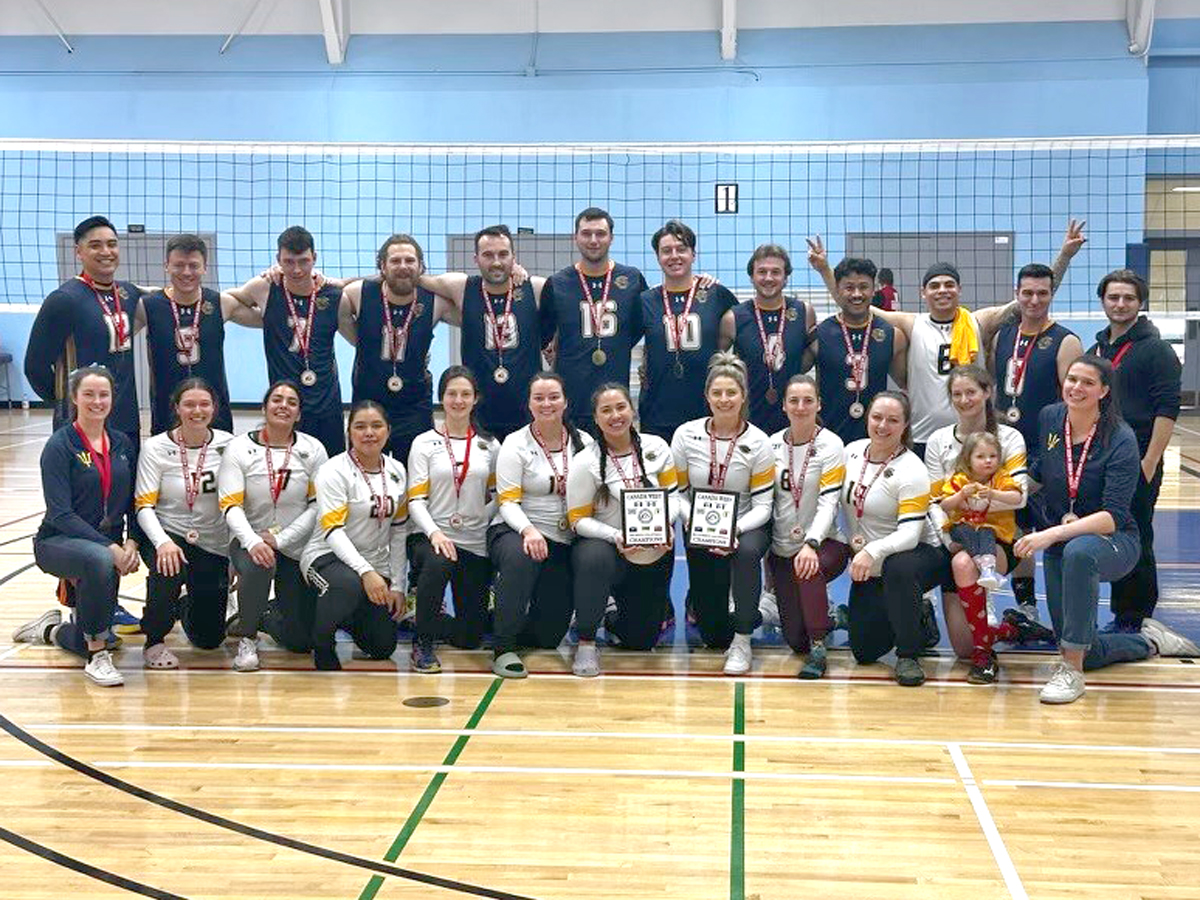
[539,262,647,424]
[352,279,435,436]
[637,282,737,437]
[262,281,343,417]
[994,320,1073,451]
[24,277,142,436]
[460,276,541,438]
[142,288,232,435]
[36,424,137,546]
[732,298,813,435]
[814,314,895,444]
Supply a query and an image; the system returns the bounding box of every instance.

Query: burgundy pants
[766,538,852,653]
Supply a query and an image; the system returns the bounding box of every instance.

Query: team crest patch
[1038,335,1054,350]
[476,441,489,451]
[696,288,709,304]
[202,301,215,315]
[1047,433,1061,450]
[738,444,752,454]
[298,450,309,459]
[117,287,129,300]
[316,295,330,310]
[645,451,657,461]
[614,274,630,290]
[786,307,799,321]
[883,468,894,479]
[872,328,886,342]
[76,451,92,467]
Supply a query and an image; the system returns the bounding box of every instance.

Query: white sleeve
[217,448,263,551]
[406,440,440,538]
[481,438,501,523]
[924,436,950,534]
[566,452,619,544]
[807,443,845,543]
[388,518,408,587]
[133,443,171,549]
[670,427,692,525]
[327,529,373,577]
[863,517,923,562]
[738,439,775,534]
[864,468,931,563]
[316,465,373,576]
[991,433,1030,512]
[497,439,534,535]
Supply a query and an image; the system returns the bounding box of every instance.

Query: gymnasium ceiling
[5,0,1200,64]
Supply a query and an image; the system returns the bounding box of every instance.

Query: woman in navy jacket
[12,365,139,686]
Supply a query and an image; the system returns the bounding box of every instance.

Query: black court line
[1181,463,1200,481]
[0,531,35,548]
[0,825,188,899]
[0,510,45,529]
[0,714,539,900]
[0,561,37,587]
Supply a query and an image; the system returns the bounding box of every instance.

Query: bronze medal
[494,366,509,384]
[387,375,404,393]
[300,369,317,387]
[1006,407,1021,423]
[449,512,464,529]
[849,402,865,419]
[592,348,607,366]
[765,387,778,404]
[1061,512,1079,525]
[185,529,200,545]
[850,533,866,552]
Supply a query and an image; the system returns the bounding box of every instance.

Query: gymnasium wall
[0,19,1190,403]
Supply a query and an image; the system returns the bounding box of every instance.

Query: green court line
[356,678,504,900]
[730,681,745,900]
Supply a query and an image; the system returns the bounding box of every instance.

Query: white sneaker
[12,608,61,644]
[1039,661,1085,704]
[758,591,780,629]
[1016,603,1041,624]
[84,650,124,687]
[232,636,260,672]
[1141,618,1200,657]
[976,567,1003,591]
[724,634,752,675]
[572,643,600,678]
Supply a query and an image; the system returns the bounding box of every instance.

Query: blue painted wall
[0,20,1171,403]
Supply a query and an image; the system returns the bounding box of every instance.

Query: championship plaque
[686,488,739,550]
[621,488,670,547]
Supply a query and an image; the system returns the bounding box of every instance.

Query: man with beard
[537,208,648,430]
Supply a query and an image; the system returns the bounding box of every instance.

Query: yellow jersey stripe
[498,487,523,504]
[321,505,348,533]
[567,503,593,526]
[134,491,159,510]
[818,465,845,490]
[898,493,931,517]
[657,466,678,489]
[218,491,244,512]
[407,480,430,500]
[749,466,775,491]
[1000,453,1027,475]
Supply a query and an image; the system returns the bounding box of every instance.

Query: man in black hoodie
[1089,269,1182,630]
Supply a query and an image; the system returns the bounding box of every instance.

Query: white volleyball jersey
[218,430,328,559]
[923,422,1028,533]
[495,424,594,545]
[300,452,408,580]
[566,432,678,564]
[406,429,501,558]
[134,429,234,556]
[769,427,846,558]
[907,311,982,443]
[671,418,775,533]
[840,440,938,576]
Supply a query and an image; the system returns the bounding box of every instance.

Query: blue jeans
[32,534,119,659]
[1044,532,1150,671]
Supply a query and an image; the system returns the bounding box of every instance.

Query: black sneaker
[1002,607,1055,644]
[894,657,926,687]
[313,644,341,671]
[967,649,998,685]
[920,597,941,649]
[410,637,441,674]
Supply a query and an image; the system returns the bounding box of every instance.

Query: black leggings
[411,536,492,649]
[848,543,947,663]
[685,525,770,648]
[307,553,399,660]
[488,524,574,656]
[571,538,673,649]
[140,535,229,649]
[227,543,317,652]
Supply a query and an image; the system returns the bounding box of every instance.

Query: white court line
[3,665,1199,692]
[21,722,1200,755]
[983,779,1200,794]
[947,743,1028,900]
[1172,421,1200,440]
[0,437,51,452]
[0,644,27,663]
[0,757,954,784]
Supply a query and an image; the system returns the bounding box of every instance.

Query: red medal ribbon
[381,287,417,366]
[260,429,293,509]
[531,424,569,497]
[1063,413,1098,510]
[282,284,318,365]
[174,429,209,511]
[752,301,788,372]
[1111,342,1133,369]
[707,420,741,490]
[660,279,699,354]
[606,447,645,489]
[576,261,614,347]
[349,450,389,525]
[481,284,515,365]
[1008,325,1047,397]
[838,313,873,393]
[851,446,901,526]
[440,427,475,500]
[786,427,821,510]
[73,423,112,504]
[79,273,128,349]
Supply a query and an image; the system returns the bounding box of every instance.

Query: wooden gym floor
[0,409,1198,900]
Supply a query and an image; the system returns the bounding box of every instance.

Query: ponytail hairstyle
[945,364,998,436]
[590,382,649,507]
[954,431,1003,483]
[866,390,913,449]
[1067,354,1123,445]
[527,371,585,454]
[437,365,492,441]
[169,376,219,431]
[704,350,749,424]
[783,373,824,429]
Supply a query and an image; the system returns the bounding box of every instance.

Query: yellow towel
[948,306,978,367]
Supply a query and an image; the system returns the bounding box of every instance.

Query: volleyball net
[2,136,1199,318]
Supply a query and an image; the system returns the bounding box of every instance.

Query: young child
[939,432,1022,591]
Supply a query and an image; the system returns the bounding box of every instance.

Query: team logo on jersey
[872,328,886,342]
[1038,335,1054,349]
[1047,433,1061,450]
[202,300,215,315]
[738,444,752,454]
[76,451,92,467]
[476,440,489,451]
[298,450,309,459]
[316,296,330,311]
[645,450,658,461]
[786,307,799,321]
[117,287,129,300]
[614,274,630,290]
[696,288,709,304]
[883,468,894,479]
